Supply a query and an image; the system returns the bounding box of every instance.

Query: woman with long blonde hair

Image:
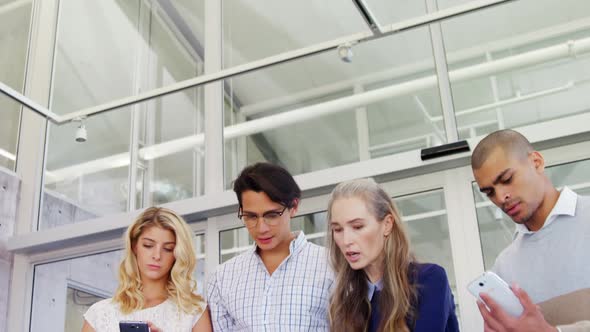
[327,178,459,332]
[82,207,212,332]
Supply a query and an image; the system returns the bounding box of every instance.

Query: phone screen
[119,321,150,332]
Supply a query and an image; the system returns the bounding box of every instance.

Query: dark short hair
[233,162,301,208]
[471,129,534,169]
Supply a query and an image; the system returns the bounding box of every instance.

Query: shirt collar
[515,186,577,235]
[367,279,383,301]
[251,231,307,257]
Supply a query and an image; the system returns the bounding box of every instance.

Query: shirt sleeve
[557,321,590,332]
[83,299,104,330]
[412,265,459,332]
[206,270,234,332]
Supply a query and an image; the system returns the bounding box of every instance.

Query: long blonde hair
[113,207,204,315]
[327,178,417,332]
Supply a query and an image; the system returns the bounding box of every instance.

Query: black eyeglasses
[238,206,288,228]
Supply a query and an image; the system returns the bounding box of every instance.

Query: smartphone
[119,321,150,332]
[467,271,524,317]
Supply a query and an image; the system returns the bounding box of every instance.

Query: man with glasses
[207,162,333,331]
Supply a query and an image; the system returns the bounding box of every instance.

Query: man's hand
[477,284,558,332]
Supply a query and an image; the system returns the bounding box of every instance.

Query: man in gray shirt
[471,129,590,332]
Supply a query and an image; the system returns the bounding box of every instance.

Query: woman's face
[330,196,392,282]
[133,226,176,282]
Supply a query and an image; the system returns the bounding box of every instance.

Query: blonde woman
[327,179,459,332]
[82,207,212,332]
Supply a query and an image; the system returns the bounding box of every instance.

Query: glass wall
[0,0,33,171]
[30,233,206,332]
[440,0,590,139]
[475,158,590,270]
[41,0,205,229]
[223,25,444,186]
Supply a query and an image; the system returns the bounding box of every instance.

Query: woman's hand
[147,321,162,332]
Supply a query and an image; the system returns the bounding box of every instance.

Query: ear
[383,214,394,237]
[530,151,545,173]
[289,198,299,217]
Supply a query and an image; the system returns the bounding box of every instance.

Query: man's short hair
[233,162,301,208]
[471,129,534,169]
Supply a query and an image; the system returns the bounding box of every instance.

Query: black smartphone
[119,321,150,332]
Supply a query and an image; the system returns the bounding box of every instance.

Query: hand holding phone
[119,321,150,332]
[467,271,524,317]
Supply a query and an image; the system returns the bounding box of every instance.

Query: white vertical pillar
[205,216,220,279]
[425,0,458,143]
[203,0,224,285]
[354,84,371,161]
[194,62,205,197]
[9,1,59,330]
[203,0,224,194]
[127,1,151,212]
[444,167,485,332]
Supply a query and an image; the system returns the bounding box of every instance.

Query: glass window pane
[30,250,123,332]
[440,0,590,139]
[43,0,206,227]
[223,0,367,67]
[365,0,427,25]
[30,233,206,331]
[475,158,590,270]
[64,287,106,332]
[43,112,131,229]
[51,0,141,114]
[224,27,443,186]
[0,0,33,171]
[396,189,460,324]
[137,85,205,206]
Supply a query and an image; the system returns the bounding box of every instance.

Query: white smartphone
[119,320,150,332]
[467,271,524,317]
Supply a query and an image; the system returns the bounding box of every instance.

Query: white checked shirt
[207,231,333,332]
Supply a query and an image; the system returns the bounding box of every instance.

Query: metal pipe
[0,81,62,123]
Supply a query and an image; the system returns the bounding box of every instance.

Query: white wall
[0,167,20,332]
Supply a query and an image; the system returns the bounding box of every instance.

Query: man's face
[473,147,545,225]
[240,190,296,251]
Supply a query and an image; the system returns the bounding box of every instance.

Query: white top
[207,231,334,331]
[84,297,205,332]
[493,187,590,303]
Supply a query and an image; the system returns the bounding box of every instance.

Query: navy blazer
[369,263,460,332]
